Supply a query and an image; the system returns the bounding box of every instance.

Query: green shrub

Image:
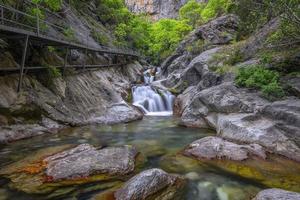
[47,65,61,79]
[32,0,62,11]
[92,29,109,45]
[214,65,237,75]
[186,39,205,55]
[224,49,243,65]
[235,65,284,99]
[179,0,205,28]
[231,0,300,40]
[63,27,77,42]
[262,82,285,99]
[149,19,192,64]
[201,0,232,21]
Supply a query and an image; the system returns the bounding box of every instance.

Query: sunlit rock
[0,144,142,196]
[114,168,186,200]
[184,136,267,161]
[254,188,300,200]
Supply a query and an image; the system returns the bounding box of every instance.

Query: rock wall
[158,15,300,162]
[0,1,147,143]
[125,0,207,20]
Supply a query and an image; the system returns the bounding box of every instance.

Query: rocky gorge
[0,0,300,200]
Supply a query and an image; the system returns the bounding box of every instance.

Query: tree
[179,0,205,28]
[231,0,300,44]
[149,19,192,63]
[201,0,232,21]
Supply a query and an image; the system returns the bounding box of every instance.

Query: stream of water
[132,85,175,116]
[0,116,267,200]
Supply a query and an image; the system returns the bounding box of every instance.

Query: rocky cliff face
[157,15,300,162]
[0,2,146,143]
[125,0,207,20]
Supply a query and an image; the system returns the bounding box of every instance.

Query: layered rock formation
[125,0,207,20]
[0,2,146,143]
[0,144,142,196]
[159,14,300,163]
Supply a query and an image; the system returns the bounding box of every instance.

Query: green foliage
[149,19,192,63]
[186,39,205,55]
[92,29,109,45]
[43,65,62,87]
[235,65,284,99]
[224,49,243,65]
[179,0,205,27]
[214,65,237,75]
[63,27,76,42]
[31,0,62,11]
[46,65,61,78]
[201,0,232,21]
[95,0,130,26]
[231,0,300,41]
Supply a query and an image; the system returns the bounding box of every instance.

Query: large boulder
[176,14,239,54]
[178,82,300,162]
[179,83,268,128]
[45,144,138,181]
[161,15,239,78]
[162,47,222,91]
[253,189,300,200]
[114,168,186,200]
[216,113,300,162]
[0,144,141,195]
[184,136,266,161]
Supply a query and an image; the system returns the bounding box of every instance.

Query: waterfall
[132,85,175,116]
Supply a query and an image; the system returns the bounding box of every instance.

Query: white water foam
[132,85,175,116]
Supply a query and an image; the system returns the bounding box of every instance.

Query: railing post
[17,35,29,92]
[36,4,40,36]
[63,47,69,77]
[1,6,4,25]
[83,34,88,70]
[83,48,87,69]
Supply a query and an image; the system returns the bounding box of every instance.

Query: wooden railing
[0,3,140,57]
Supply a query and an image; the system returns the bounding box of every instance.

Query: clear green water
[0,116,264,200]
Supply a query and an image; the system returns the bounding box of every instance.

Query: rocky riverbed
[0,117,299,200]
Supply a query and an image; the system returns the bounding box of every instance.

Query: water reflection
[0,117,264,200]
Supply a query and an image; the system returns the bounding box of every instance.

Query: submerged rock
[114,168,186,200]
[254,189,300,200]
[184,136,266,161]
[216,184,259,200]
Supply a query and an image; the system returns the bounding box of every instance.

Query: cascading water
[132,85,175,116]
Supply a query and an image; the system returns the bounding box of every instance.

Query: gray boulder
[176,14,239,54]
[184,136,266,161]
[161,15,239,78]
[216,113,300,162]
[114,168,185,200]
[253,189,300,200]
[45,144,138,181]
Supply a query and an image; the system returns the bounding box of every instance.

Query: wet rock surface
[184,136,266,161]
[45,144,138,181]
[254,189,300,200]
[114,168,186,200]
[0,144,141,195]
[0,62,144,143]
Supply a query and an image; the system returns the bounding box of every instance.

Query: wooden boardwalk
[0,3,140,91]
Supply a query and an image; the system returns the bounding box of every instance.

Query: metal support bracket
[17,34,29,92]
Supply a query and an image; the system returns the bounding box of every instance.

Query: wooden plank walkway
[0,3,140,91]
